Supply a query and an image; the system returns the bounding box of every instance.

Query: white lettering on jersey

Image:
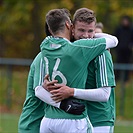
[44,57,67,85]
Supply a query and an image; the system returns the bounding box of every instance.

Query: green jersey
[18,53,46,133]
[40,36,106,119]
[86,50,116,127]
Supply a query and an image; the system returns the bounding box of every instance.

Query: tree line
[0,0,133,59]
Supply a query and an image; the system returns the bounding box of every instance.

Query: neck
[55,32,70,41]
[54,26,71,41]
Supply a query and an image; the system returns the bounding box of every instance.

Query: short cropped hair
[73,8,96,24]
[46,8,71,34]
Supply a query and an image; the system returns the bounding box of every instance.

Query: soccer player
[35,8,118,133]
[36,8,116,133]
[73,9,116,133]
[18,9,83,133]
[72,9,115,132]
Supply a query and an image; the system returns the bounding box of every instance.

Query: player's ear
[48,28,53,36]
[65,21,72,30]
[71,25,74,36]
[45,22,52,36]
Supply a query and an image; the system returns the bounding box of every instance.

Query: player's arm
[35,85,60,108]
[74,87,111,102]
[35,74,60,107]
[50,52,114,102]
[35,75,111,103]
[33,53,46,88]
[94,33,118,49]
[35,82,85,115]
[35,84,110,103]
[50,85,111,102]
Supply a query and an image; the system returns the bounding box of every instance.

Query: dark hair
[121,15,132,24]
[46,8,71,34]
[45,22,51,36]
[73,8,96,24]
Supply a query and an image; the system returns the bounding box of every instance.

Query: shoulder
[30,52,42,68]
[94,50,112,62]
[33,52,42,64]
[73,38,105,47]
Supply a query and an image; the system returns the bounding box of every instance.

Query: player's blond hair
[73,8,96,24]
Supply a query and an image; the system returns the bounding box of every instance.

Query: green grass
[0,114,19,133]
[114,120,133,133]
[0,114,133,133]
[115,126,133,133]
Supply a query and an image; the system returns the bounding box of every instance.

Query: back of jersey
[41,36,89,88]
[40,36,106,119]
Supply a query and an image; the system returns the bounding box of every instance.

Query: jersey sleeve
[24,63,35,98]
[33,53,45,89]
[94,50,116,88]
[74,38,106,62]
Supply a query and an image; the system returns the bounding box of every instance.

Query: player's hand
[60,98,85,115]
[42,74,58,92]
[50,84,74,102]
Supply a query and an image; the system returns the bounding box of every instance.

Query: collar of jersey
[50,36,70,43]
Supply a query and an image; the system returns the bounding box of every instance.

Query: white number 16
[44,57,67,85]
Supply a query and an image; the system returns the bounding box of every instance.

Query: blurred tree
[0,0,133,59]
[30,0,44,58]
[0,0,33,58]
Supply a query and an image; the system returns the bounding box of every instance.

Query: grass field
[0,114,19,133]
[0,114,133,133]
[115,120,133,133]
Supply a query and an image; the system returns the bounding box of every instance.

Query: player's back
[40,36,106,119]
